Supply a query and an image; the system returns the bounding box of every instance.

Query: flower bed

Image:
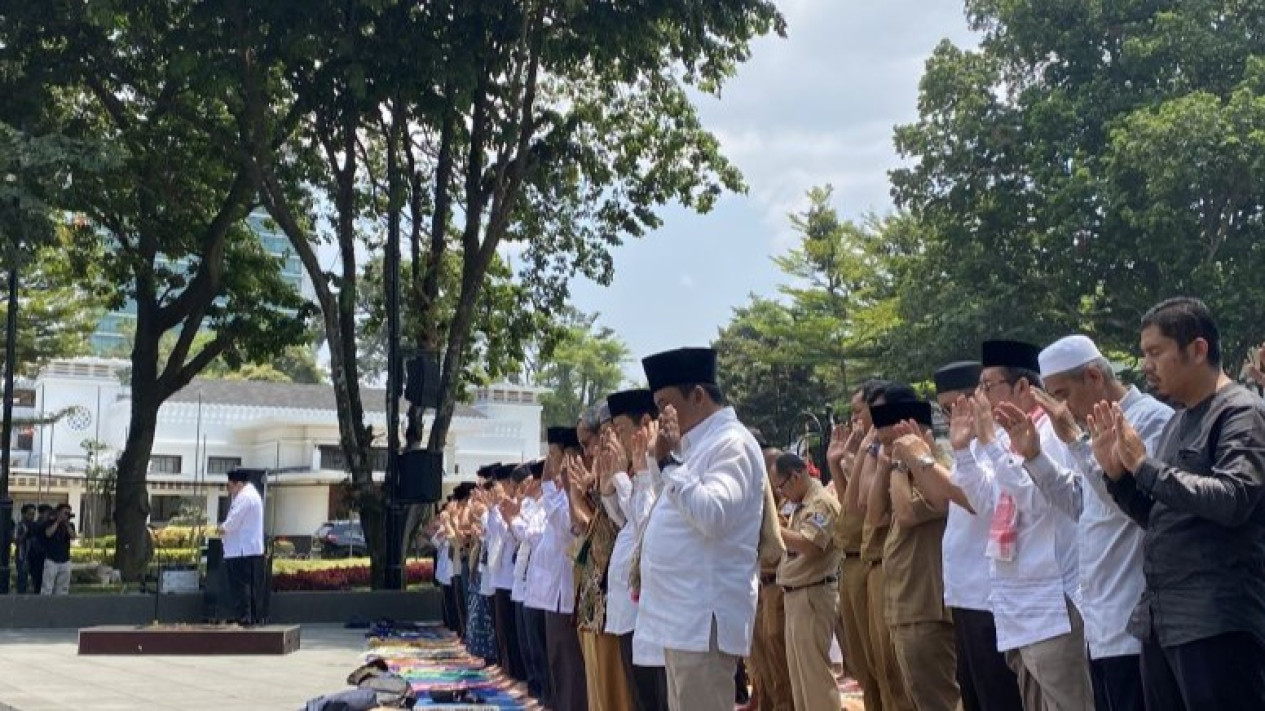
[271,560,434,591]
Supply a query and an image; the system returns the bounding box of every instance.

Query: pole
[0,254,19,594]
[383,120,404,590]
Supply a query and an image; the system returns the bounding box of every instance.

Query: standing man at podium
[219,469,265,626]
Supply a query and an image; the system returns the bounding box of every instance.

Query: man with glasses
[961,340,1091,710]
[775,452,842,711]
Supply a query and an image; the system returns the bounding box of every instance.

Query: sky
[563,0,979,381]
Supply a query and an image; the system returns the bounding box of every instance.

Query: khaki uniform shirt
[777,479,842,588]
[883,475,951,625]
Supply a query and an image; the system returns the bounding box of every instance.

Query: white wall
[266,485,331,537]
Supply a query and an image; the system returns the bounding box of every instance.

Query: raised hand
[498,497,521,521]
[827,423,852,465]
[891,431,932,470]
[1111,402,1148,473]
[631,427,650,472]
[948,396,974,451]
[970,392,997,445]
[655,405,681,461]
[994,401,1040,460]
[1087,400,1124,480]
[1032,388,1082,444]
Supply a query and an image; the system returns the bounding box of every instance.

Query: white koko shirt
[523,480,576,614]
[634,407,765,656]
[221,482,264,558]
[605,468,657,636]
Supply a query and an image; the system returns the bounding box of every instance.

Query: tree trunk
[112,318,168,582]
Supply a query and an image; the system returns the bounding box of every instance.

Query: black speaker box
[398,450,444,503]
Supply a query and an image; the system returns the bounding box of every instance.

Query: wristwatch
[914,454,937,470]
[657,452,684,472]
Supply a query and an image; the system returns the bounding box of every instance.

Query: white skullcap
[1039,335,1104,378]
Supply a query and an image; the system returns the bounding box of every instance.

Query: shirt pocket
[1174,445,1211,475]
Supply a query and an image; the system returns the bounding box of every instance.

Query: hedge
[70,547,200,565]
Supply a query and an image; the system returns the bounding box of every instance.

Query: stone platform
[78,623,301,655]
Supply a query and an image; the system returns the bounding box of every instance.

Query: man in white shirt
[603,388,668,710]
[218,468,265,626]
[506,461,550,703]
[960,340,1092,710]
[935,361,1025,711]
[524,428,588,711]
[636,347,765,711]
[1002,335,1172,711]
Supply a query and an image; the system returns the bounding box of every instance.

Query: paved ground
[0,624,367,711]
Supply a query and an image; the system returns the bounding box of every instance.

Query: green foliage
[888,0,1265,376]
[714,187,906,438]
[1,226,108,374]
[535,308,631,426]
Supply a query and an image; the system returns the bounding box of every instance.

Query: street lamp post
[0,211,19,595]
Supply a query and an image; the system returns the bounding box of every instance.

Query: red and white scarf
[987,407,1047,562]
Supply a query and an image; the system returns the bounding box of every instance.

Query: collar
[680,406,738,457]
[1120,385,1143,411]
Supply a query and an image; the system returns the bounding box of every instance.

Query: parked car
[311,520,366,558]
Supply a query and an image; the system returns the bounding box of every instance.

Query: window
[15,426,33,451]
[150,495,189,523]
[319,446,389,472]
[207,456,242,474]
[149,455,182,474]
[14,389,35,407]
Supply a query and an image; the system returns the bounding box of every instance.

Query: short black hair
[1142,297,1222,366]
[870,381,918,406]
[774,452,808,477]
[21,504,35,514]
[1001,367,1043,390]
[55,503,72,512]
[675,382,728,406]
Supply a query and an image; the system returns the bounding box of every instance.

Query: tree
[536,310,630,426]
[2,2,315,579]
[219,0,783,586]
[0,227,107,374]
[713,296,827,448]
[713,187,911,437]
[889,1,1265,376]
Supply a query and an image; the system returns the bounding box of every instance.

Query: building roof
[169,379,484,418]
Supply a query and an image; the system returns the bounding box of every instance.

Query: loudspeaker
[405,351,441,408]
[398,450,444,503]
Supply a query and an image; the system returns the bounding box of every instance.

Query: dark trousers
[493,589,526,680]
[619,631,670,711]
[452,574,467,638]
[1090,654,1144,711]
[951,607,1024,711]
[1142,632,1265,711]
[440,582,458,631]
[225,555,266,624]
[523,606,553,704]
[514,603,542,697]
[545,610,588,711]
[15,555,28,595]
[28,554,45,595]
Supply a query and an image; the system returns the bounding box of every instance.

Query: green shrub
[70,547,199,565]
[153,525,205,549]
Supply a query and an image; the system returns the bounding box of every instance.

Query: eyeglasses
[979,379,1013,394]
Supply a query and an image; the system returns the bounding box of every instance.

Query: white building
[7,358,547,550]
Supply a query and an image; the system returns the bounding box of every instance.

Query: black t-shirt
[42,522,72,564]
[22,520,46,559]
